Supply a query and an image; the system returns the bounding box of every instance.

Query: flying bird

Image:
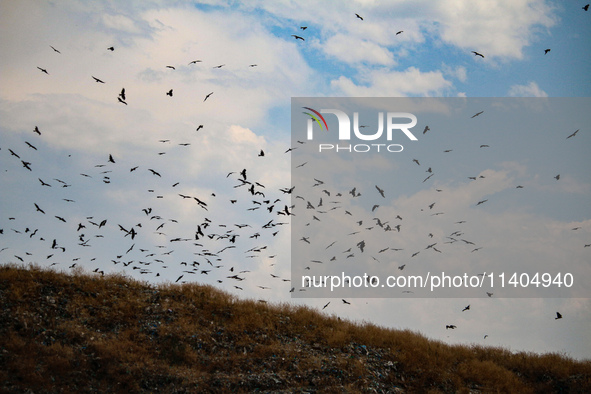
[375,185,385,198]
[34,126,41,135]
[92,76,105,83]
[50,46,61,53]
[166,89,173,97]
[166,65,175,70]
[555,312,562,320]
[204,92,213,102]
[342,299,351,304]
[396,30,403,35]
[21,160,32,171]
[355,13,363,20]
[107,46,114,51]
[291,35,305,41]
[583,4,589,11]
[322,302,330,310]
[544,49,551,55]
[566,129,579,139]
[37,67,49,74]
[462,305,470,312]
[213,64,225,69]
[471,51,484,58]
[471,111,484,118]
[189,60,202,64]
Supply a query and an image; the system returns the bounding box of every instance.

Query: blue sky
[0,0,590,360]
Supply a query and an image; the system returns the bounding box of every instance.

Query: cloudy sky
[0,0,590,360]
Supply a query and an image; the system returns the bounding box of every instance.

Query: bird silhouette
[544,49,551,54]
[462,305,470,312]
[204,92,213,102]
[291,35,305,41]
[471,51,484,58]
[166,89,173,97]
[355,13,363,20]
[583,4,589,11]
[566,129,579,139]
[555,312,562,320]
[92,76,105,83]
[50,46,61,53]
[375,185,385,198]
[107,46,114,51]
[37,67,49,74]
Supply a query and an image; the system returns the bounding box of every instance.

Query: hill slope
[0,265,589,393]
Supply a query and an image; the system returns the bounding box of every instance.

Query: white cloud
[321,34,396,66]
[434,0,556,59]
[331,67,453,96]
[508,81,548,97]
[442,64,467,83]
[101,14,143,34]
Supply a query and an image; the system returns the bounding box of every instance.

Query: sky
[0,0,590,360]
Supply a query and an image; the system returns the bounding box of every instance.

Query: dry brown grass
[1,263,589,393]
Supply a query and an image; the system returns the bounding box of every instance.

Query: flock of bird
[1,9,587,345]
[287,104,583,332]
